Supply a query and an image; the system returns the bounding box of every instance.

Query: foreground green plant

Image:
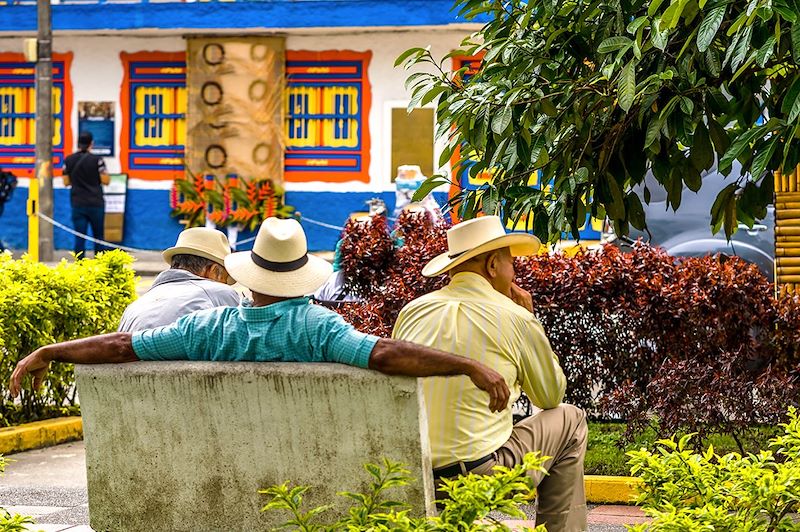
[260,454,547,531]
[0,250,137,426]
[0,455,35,532]
[628,406,800,530]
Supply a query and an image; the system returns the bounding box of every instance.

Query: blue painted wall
[0,188,448,253]
[1,1,485,32]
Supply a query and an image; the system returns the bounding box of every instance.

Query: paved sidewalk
[2,442,647,531]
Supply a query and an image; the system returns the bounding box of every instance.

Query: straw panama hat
[224,217,333,297]
[422,216,541,277]
[162,227,235,280]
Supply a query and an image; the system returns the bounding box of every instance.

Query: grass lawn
[585,421,779,476]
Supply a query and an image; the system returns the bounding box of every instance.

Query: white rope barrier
[299,216,346,232]
[37,213,353,253]
[37,212,152,254]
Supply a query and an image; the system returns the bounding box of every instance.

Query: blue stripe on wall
[0,188,448,253]
[1,1,485,32]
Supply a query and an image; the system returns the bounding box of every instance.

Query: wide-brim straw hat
[162,227,236,285]
[224,217,333,298]
[422,216,541,277]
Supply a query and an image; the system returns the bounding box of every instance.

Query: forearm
[38,332,138,365]
[367,338,476,378]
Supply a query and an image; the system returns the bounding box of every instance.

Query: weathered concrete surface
[75,362,434,532]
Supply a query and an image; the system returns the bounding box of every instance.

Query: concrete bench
[75,362,435,531]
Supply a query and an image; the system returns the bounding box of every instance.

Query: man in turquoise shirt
[10,218,510,412]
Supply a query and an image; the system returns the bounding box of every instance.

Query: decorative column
[775,166,800,294]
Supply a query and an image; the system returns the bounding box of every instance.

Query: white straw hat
[422,216,541,277]
[224,217,333,297]
[162,227,236,285]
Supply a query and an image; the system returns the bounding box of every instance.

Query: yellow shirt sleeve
[515,315,566,409]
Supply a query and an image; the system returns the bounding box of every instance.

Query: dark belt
[432,453,494,479]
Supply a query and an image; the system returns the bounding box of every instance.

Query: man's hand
[9,349,51,398]
[467,363,510,412]
[510,283,533,313]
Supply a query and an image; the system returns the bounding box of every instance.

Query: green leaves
[0,251,137,424]
[598,36,633,53]
[710,182,737,237]
[618,60,637,112]
[782,75,800,124]
[261,456,548,531]
[491,106,513,134]
[719,123,769,175]
[399,0,790,244]
[411,175,451,203]
[697,5,727,52]
[792,22,800,62]
[751,138,778,181]
[756,35,777,67]
[691,123,714,172]
[629,407,800,532]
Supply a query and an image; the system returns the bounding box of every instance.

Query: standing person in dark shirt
[63,131,110,256]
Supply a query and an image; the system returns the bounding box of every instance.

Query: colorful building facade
[0,0,476,251]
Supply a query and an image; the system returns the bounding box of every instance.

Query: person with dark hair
[63,131,110,256]
[117,228,240,332]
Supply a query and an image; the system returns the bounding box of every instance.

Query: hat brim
[162,246,236,285]
[224,251,333,297]
[422,233,541,277]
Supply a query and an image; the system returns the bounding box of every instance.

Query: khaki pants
[438,404,588,532]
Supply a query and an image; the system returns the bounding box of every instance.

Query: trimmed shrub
[332,217,800,449]
[0,250,136,426]
[515,244,800,449]
[627,407,800,530]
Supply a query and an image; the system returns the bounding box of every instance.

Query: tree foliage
[400,0,800,242]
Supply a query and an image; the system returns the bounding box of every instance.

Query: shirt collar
[151,268,207,288]
[446,272,508,301]
[238,297,311,322]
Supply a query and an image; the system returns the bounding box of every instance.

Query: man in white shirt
[118,228,240,332]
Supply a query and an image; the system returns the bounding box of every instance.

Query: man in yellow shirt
[393,216,587,532]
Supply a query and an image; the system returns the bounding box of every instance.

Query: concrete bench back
[75,361,435,531]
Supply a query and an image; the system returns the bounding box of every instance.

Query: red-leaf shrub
[339,215,395,299]
[333,222,800,448]
[336,210,450,330]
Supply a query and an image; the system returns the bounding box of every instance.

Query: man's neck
[251,292,294,307]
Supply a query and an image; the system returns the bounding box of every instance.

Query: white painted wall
[0,28,470,192]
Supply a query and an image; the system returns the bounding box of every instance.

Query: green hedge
[0,250,136,426]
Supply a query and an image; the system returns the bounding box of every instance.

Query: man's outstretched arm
[9,333,138,397]
[368,338,510,413]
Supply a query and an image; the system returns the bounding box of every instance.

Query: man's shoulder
[194,278,239,298]
[401,288,447,309]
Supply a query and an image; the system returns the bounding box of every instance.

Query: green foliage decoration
[399,0,799,242]
[0,250,137,426]
[260,454,547,531]
[627,406,800,530]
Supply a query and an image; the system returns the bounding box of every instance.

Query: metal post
[35,0,54,262]
[27,174,39,262]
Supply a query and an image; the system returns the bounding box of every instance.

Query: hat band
[447,249,468,259]
[251,251,309,272]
